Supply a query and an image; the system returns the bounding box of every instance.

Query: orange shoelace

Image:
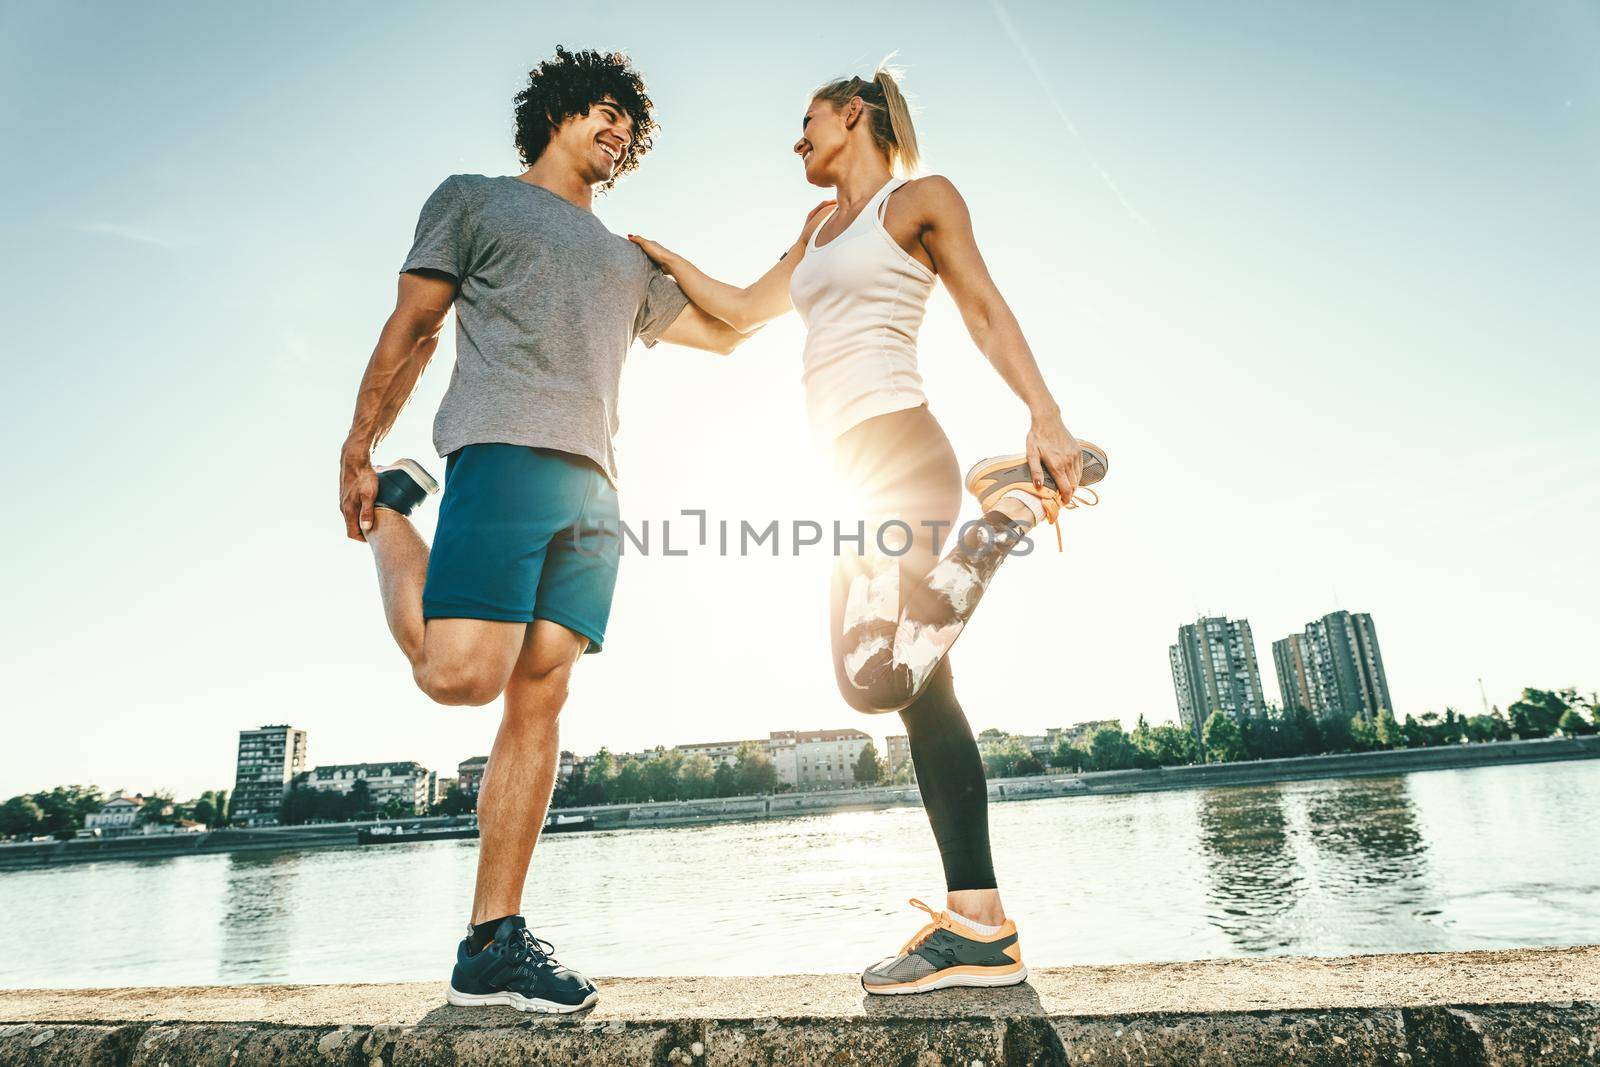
[898,898,950,955]
[1020,485,1100,552]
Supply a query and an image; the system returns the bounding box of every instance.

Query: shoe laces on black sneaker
[507,926,559,972]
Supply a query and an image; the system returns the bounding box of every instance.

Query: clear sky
[1,2,1596,800]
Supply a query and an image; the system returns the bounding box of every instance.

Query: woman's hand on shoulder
[627,233,680,276]
[799,199,836,239]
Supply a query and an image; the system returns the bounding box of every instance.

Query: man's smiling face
[555,97,635,186]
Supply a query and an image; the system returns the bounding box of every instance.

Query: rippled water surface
[2,761,1596,988]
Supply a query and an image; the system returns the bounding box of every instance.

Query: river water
[2,761,1596,989]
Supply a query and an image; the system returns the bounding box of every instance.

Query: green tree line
[7,689,1592,834]
[974,686,1598,777]
[549,741,789,808]
[0,786,231,841]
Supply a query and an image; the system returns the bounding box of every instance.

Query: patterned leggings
[829,405,1030,891]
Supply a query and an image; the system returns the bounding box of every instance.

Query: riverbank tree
[853,741,884,785]
[279,779,374,825]
[554,741,785,807]
[0,785,235,840]
[432,782,475,816]
[1508,688,1580,738]
[964,683,1591,779]
[1558,708,1596,736]
[533,683,1594,807]
[0,785,101,840]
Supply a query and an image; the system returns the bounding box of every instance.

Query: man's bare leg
[470,619,587,924]
[365,508,431,663]
[365,508,526,705]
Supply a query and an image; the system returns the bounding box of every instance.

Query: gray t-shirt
[401,174,689,482]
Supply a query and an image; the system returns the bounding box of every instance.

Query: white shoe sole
[863,965,1030,996]
[445,984,598,1013]
[377,458,440,495]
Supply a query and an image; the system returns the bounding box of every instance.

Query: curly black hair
[513,46,656,191]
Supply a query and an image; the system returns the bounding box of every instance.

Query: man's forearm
[343,314,442,458]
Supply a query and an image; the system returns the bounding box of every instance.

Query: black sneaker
[446,916,598,1014]
[374,459,439,517]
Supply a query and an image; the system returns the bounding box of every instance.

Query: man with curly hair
[337,47,746,1013]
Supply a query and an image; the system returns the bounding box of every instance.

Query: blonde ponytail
[872,66,920,175]
[812,59,921,175]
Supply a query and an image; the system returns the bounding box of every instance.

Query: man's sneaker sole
[862,963,1030,996]
[374,458,440,516]
[377,458,439,494]
[445,984,598,1013]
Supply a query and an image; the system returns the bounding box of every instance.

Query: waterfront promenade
[2,945,1596,1065]
[3,736,1595,871]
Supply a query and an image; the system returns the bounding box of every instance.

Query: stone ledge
[2,946,1597,1065]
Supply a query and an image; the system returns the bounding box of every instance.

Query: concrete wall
[2,946,1597,1065]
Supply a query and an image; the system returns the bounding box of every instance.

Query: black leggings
[829,405,1006,891]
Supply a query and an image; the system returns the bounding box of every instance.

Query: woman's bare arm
[914,176,1084,497]
[628,202,833,333]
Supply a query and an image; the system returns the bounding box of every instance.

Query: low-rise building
[790,728,872,790]
[1049,720,1122,751]
[309,761,431,814]
[885,735,912,776]
[673,739,747,768]
[672,730,876,790]
[85,794,143,837]
[765,732,799,787]
[457,756,489,797]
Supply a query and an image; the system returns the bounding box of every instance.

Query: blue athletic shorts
[422,444,621,654]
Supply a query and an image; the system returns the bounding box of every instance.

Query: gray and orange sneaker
[861,899,1028,995]
[964,440,1108,550]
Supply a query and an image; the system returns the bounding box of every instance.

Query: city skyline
[1169,615,1268,748]
[3,3,1596,800]
[1168,607,1402,746]
[1274,610,1394,724]
[33,616,1575,812]
[7,592,1594,806]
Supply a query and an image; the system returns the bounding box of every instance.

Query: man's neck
[517,157,595,212]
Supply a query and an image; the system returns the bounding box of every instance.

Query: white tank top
[789,177,935,441]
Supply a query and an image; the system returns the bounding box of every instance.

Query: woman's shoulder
[795,198,837,245]
[889,175,968,229]
[897,174,962,204]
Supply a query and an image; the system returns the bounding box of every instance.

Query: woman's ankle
[946,888,1006,927]
[993,492,1041,529]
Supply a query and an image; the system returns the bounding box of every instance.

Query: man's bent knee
[411,618,524,706]
[414,659,509,706]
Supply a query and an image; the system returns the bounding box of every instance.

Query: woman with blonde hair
[629,64,1107,994]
